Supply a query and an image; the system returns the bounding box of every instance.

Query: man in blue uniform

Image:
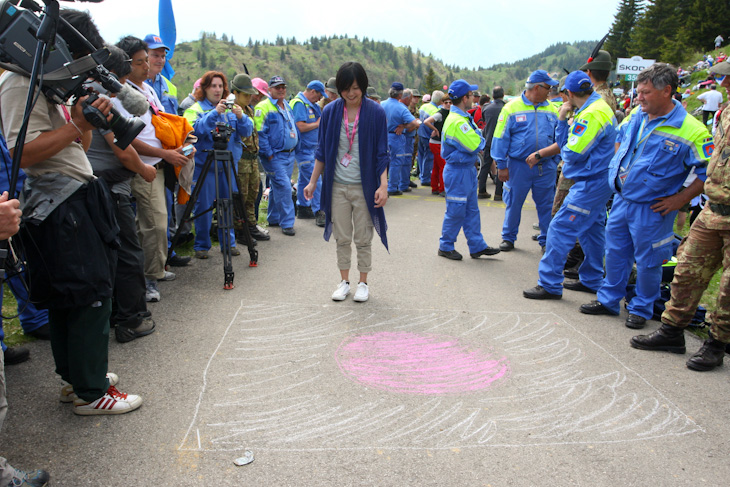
[381,82,419,196]
[437,80,500,261]
[291,80,327,221]
[254,76,300,235]
[580,63,711,329]
[523,71,616,299]
[491,70,560,251]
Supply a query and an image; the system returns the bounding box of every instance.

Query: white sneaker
[158,271,176,281]
[73,385,142,415]
[61,372,119,403]
[331,280,350,301]
[353,282,369,302]
[146,280,160,302]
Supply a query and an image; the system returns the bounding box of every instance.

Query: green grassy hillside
[169,35,596,100]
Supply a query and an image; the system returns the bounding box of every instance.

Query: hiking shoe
[282,227,295,236]
[227,246,241,256]
[353,282,369,302]
[145,280,160,302]
[7,468,50,486]
[249,225,270,240]
[499,240,514,251]
[686,337,726,371]
[563,279,596,293]
[438,249,463,260]
[195,250,209,259]
[3,346,30,365]
[493,194,502,201]
[523,285,562,300]
[579,300,617,315]
[315,211,326,227]
[387,190,402,196]
[158,271,176,281]
[625,313,647,329]
[470,246,501,258]
[73,385,142,416]
[115,317,156,343]
[630,323,686,354]
[331,280,350,301]
[478,192,491,199]
[61,373,120,403]
[168,254,191,267]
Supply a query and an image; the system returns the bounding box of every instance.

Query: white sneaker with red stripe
[60,372,119,403]
[73,385,142,415]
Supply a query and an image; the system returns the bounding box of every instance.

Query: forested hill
[169,34,596,100]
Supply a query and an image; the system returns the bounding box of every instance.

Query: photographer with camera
[183,71,253,259]
[115,35,190,302]
[0,9,142,415]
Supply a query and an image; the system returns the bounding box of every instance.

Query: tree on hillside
[247,37,253,48]
[280,49,286,61]
[252,41,260,57]
[276,35,284,46]
[222,33,228,42]
[423,67,440,95]
[630,0,689,62]
[680,0,730,54]
[200,50,207,68]
[604,0,641,60]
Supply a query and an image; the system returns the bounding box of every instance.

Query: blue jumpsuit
[491,93,559,247]
[537,92,616,294]
[381,98,415,192]
[254,97,299,228]
[439,106,489,253]
[418,101,439,184]
[183,100,253,252]
[597,101,710,318]
[290,93,322,212]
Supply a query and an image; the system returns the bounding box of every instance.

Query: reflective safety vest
[491,92,559,169]
[556,92,617,181]
[162,75,177,98]
[254,97,299,158]
[418,102,439,137]
[441,105,485,165]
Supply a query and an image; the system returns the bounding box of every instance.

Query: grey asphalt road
[2,183,728,487]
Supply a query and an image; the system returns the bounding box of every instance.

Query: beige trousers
[131,165,168,280]
[331,182,374,273]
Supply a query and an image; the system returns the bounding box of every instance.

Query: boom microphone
[116,83,150,117]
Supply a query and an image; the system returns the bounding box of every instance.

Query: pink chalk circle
[336,332,510,395]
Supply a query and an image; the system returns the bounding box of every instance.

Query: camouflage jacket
[595,82,617,112]
[241,104,259,156]
[702,107,730,229]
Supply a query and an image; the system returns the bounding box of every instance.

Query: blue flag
[158,0,176,79]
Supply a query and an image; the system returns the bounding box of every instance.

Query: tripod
[167,148,258,290]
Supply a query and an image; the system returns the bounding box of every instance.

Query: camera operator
[115,35,190,302]
[183,71,253,259]
[0,9,142,415]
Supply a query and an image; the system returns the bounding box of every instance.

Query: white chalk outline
[179,301,703,452]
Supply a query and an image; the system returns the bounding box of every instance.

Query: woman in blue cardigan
[303,62,389,303]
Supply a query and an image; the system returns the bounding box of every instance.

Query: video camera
[212,122,233,150]
[0,0,144,148]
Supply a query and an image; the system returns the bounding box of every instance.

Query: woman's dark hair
[336,62,368,95]
[102,45,131,78]
[116,35,148,60]
[59,9,105,55]
[196,71,230,101]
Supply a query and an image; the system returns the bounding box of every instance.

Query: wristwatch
[535,152,542,160]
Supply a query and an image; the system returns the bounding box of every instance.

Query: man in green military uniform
[231,74,269,241]
[630,60,729,371]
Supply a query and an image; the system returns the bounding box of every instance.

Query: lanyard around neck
[343,104,361,155]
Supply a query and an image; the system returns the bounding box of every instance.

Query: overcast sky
[77,0,620,69]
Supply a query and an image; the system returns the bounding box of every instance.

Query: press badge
[340,153,353,167]
[290,131,296,138]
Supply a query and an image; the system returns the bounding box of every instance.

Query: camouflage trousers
[662,209,730,342]
[237,154,260,224]
[551,171,575,217]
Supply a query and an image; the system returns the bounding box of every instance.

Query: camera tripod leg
[214,153,235,290]
[167,154,214,265]
[219,150,258,268]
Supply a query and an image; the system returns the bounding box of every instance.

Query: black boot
[630,323,686,354]
[686,337,726,371]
